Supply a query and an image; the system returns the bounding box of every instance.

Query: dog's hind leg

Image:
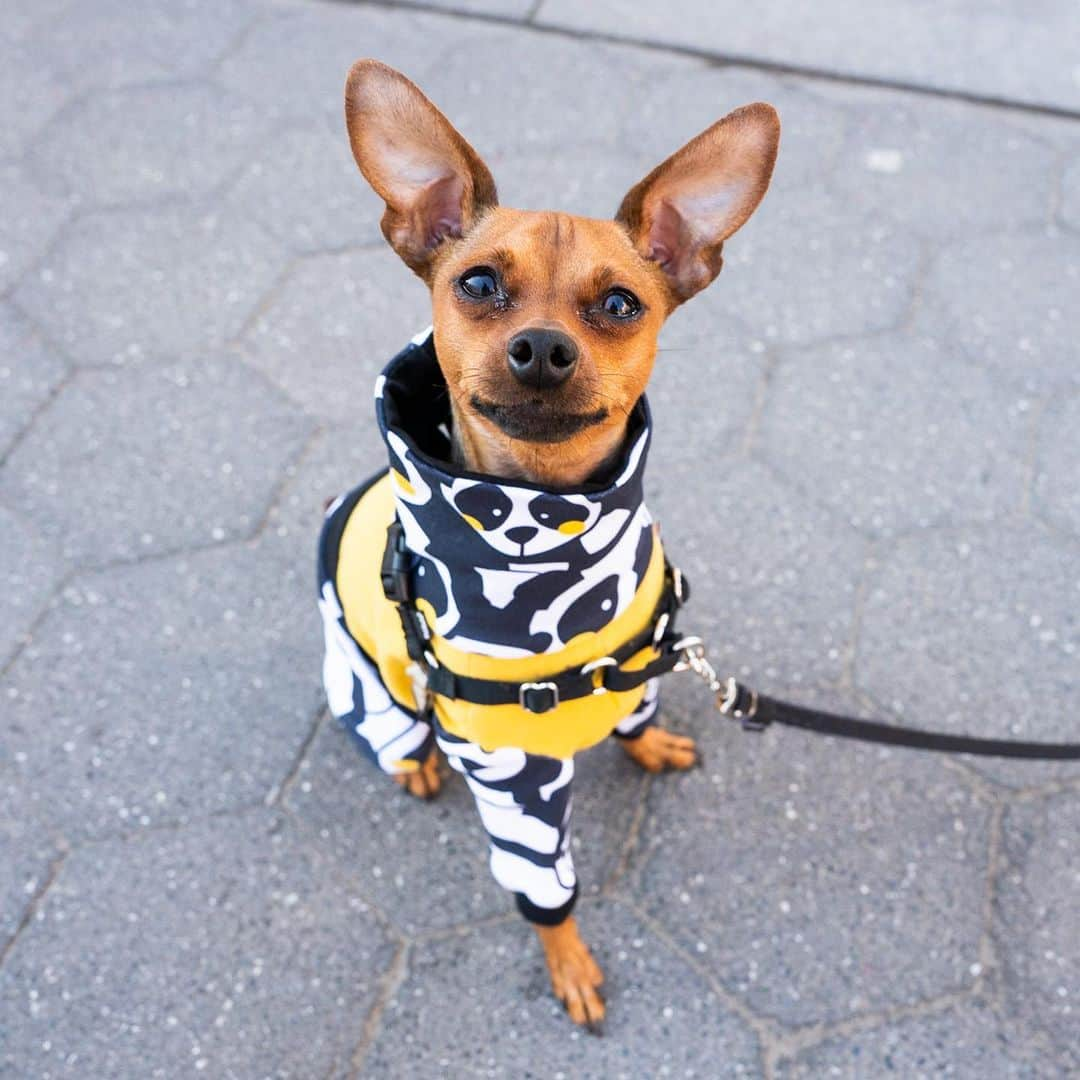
[318,579,441,798]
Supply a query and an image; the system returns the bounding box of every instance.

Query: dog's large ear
[345,59,497,279]
[616,103,779,304]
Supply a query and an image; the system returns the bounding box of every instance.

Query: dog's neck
[447,397,628,489]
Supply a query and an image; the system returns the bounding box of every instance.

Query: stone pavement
[1,1,1078,1076]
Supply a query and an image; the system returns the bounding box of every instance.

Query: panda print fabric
[376,331,656,661]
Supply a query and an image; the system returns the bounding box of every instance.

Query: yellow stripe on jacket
[335,472,666,759]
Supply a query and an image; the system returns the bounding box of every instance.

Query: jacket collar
[374,330,657,659]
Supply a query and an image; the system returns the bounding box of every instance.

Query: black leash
[708,671,1080,760]
[382,521,1080,762]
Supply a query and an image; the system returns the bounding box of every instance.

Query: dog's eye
[459,267,498,299]
[602,289,640,319]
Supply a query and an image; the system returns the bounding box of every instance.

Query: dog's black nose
[507,328,579,389]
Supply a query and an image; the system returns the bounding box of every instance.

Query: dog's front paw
[392,750,443,800]
[535,917,605,1033]
[620,725,698,773]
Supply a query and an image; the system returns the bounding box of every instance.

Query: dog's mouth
[470,396,609,443]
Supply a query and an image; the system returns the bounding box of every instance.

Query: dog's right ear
[616,103,780,305]
[345,59,497,279]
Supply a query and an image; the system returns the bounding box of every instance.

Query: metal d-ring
[580,656,618,695]
[671,635,703,671]
[672,566,686,603]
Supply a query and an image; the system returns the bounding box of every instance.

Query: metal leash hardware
[672,635,766,731]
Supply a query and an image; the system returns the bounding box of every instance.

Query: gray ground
[1,1,1078,1077]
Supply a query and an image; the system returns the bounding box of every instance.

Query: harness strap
[381,519,685,714]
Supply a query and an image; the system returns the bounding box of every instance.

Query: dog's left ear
[345,59,497,279]
[616,103,780,304]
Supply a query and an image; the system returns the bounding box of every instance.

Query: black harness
[382,518,691,714]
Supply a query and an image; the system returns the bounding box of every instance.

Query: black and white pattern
[376,330,656,659]
[436,727,577,920]
[317,512,434,774]
[434,683,660,924]
[614,675,660,740]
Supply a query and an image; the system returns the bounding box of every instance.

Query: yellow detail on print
[391,469,415,496]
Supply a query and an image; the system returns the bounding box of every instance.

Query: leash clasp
[673,638,766,732]
[672,636,718,685]
[718,676,764,731]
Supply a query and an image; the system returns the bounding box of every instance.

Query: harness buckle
[519,681,559,714]
[380,520,413,603]
[718,676,764,731]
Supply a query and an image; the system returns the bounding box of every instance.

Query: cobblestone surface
[0,507,64,670]
[537,0,1080,112]
[0,357,313,567]
[777,1000,1063,1079]
[630,688,991,1027]
[827,97,1060,241]
[236,246,431,424]
[32,83,273,208]
[1034,394,1080,541]
[0,812,398,1079]
[759,334,1030,538]
[1,538,322,843]
[996,793,1080,1072]
[0,162,71,295]
[226,126,385,255]
[2,1,1077,1076]
[362,900,761,1078]
[1063,157,1080,231]
[915,229,1080,393]
[858,527,1080,789]
[0,304,68,461]
[14,204,288,367]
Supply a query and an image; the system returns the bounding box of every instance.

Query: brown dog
[340,59,778,1029]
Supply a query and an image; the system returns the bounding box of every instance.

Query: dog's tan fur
[344,58,779,1028]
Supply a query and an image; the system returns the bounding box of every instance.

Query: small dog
[317,59,779,1029]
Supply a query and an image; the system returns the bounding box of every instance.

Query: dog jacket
[317,329,667,923]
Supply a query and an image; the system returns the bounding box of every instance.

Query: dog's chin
[470,396,609,443]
